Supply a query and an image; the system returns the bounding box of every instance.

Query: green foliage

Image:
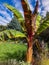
[7,16,22,31]
[9,29,26,38]
[37,19,49,35]
[36,12,49,35]
[0,29,26,40]
[4,4,24,23]
[5,3,49,36]
[4,4,26,32]
[46,12,49,19]
[4,2,49,36]
[36,14,41,30]
[0,42,27,61]
[0,25,7,31]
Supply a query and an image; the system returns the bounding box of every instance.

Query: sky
[0,0,49,25]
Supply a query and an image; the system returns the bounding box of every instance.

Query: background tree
[7,16,22,32]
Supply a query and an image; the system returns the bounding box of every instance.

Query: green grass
[0,41,27,61]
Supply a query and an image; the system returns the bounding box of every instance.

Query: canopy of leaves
[36,12,49,42]
[4,4,49,40]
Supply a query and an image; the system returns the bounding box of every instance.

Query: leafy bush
[0,42,27,61]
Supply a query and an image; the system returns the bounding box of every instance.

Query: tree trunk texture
[21,0,38,64]
[27,36,34,64]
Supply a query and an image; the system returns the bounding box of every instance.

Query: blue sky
[0,0,49,25]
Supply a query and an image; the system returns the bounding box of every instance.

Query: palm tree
[4,0,49,64]
[21,0,39,64]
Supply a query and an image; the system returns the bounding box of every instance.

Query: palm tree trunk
[26,35,34,64]
[21,0,38,64]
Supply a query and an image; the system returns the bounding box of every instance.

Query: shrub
[0,42,27,61]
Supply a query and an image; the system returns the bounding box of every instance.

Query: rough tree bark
[21,0,38,64]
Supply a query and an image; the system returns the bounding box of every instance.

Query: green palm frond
[9,29,26,38]
[0,29,26,40]
[36,19,49,35]
[4,4,26,32]
[4,4,24,22]
[36,14,41,31]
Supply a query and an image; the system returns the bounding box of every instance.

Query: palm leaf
[4,30,12,38]
[36,19,49,35]
[4,4,24,22]
[4,4,26,31]
[0,29,26,40]
[9,29,26,38]
[36,14,41,31]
